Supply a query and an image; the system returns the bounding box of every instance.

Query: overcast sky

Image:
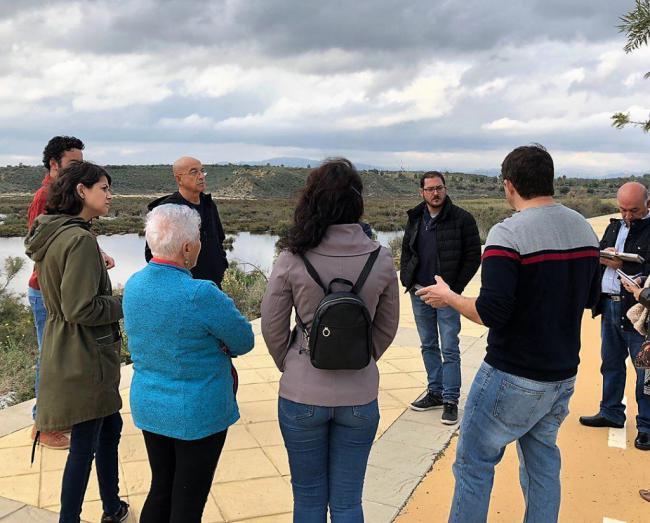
[1,0,649,175]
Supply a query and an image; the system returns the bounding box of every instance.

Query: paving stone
[243,354,277,369]
[1,506,58,522]
[362,500,400,523]
[387,357,425,372]
[120,414,142,436]
[238,513,293,523]
[223,425,260,451]
[369,438,435,478]
[0,427,32,449]
[246,422,284,447]
[376,408,405,440]
[363,464,422,508]
[386,387,423,406]
[40,447,69,472]
[237,369,266,385]
[376,360,401,374]
[236,383,278,403]
[381,419,453,451]
[118,434,147,463]
[239,400,278,424]
[0,497,24,519]
[0,474,39,506]
[214,448,279,483]
[0,401,34,438]
[213,477,293,521]
[119,364,134,391]
[121,460,152,496]
[379,373,424,390]
[254,368,282,383]
[0,447,40,477]
[262,445,291,476]
[377,390,405,409]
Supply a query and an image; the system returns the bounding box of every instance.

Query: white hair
[145,204,201,258]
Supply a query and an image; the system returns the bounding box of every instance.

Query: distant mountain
[243,157,382,171]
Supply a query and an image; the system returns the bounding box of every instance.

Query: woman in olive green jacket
[25,161,128,523]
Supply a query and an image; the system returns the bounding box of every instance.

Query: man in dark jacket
[399,171,480,424]
[579,181,650,451]
[145,156,228,287]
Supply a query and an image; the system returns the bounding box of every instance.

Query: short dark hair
[420,171,446,188]
[501,144,554,199]
[283,158,364,254]
[46,161,111,215]
[42,136,85,171]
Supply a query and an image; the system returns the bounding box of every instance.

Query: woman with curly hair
[261,158,399,522]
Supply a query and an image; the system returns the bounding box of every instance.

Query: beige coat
[261,224,399,407]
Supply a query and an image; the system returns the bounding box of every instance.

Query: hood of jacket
[24,214,90,263]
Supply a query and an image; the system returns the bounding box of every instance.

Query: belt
[602,293,622,302]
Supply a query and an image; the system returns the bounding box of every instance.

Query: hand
[101,251,115,270]
[621,278,642,301]
[415,275,452,307]
[599,247,623,269]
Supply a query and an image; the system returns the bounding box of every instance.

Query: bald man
[580,181,650,451]
[145,157,228,287]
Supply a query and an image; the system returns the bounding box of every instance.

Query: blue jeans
[449,362,575,523]
[59,412,123,523]
[28,287,47,420]
[410,292,461,403]
[278,397,379,523]
[599,297,650,433]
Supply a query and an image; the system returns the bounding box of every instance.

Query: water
[1,230,403,298]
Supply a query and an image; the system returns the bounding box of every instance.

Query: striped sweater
[475,203,600,381]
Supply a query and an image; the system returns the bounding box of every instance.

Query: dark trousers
[59,412,123,523]
[140,429,228,523]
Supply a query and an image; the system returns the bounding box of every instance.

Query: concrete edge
[363,331,487,522]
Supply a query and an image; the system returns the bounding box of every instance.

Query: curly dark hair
[42,136,85,171]
[283,158,364,255]
[501,143,554,199]
[46,161,111,215]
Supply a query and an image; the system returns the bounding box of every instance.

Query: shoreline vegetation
[0,163,627,409]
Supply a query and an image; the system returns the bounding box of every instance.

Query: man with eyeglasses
[399,171,480,424]
[145,156,229,287]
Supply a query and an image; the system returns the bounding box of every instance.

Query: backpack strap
[352,247,381,295]
[300,254,327,293]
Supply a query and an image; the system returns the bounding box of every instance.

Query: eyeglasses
[183,168,207,177]
[422,185,445,193]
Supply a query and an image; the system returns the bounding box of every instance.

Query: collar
[310,224,381,256]
[149,259,192,275]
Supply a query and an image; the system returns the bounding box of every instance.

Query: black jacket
[399,197,481,293]
[592,216,650,330]
[145,191,229,287]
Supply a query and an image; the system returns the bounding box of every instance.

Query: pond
[0,230,403,298]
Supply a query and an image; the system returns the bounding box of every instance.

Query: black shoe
[578,414,624,429]
[441,403,458,425]
[635,432,650,451]
[101,500,129,523]
[410,391,444,411]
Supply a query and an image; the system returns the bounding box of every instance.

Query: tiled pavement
[0,263,491,521]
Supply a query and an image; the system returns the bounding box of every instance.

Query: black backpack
[295,248,381,370]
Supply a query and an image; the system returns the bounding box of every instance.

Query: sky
[0,0,649,175]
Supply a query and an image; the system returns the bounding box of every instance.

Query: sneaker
[101,500,129,523]
[441,403,458,425]
[410,391,444,411]
[32,425,70,450]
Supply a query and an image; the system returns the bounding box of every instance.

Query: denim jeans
[278,397,379,523]
[59,412,123,523]
[409,292,461,403]
[599,297,650,433]
[449,362,575,523]
[27,287,47,420]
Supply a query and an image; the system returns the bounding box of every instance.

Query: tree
[612,0,650,132]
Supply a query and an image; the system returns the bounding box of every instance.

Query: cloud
[0,1,648,176]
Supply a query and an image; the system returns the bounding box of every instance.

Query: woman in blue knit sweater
[123,204,254,523]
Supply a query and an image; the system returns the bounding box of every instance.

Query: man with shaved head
[580,181,650,451]
[145,157,228,287]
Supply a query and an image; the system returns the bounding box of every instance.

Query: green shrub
[221,261,268,320]
[0,257,37,408]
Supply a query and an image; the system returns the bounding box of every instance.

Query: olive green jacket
[25,215,123,432]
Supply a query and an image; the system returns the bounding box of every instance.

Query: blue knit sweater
[123,262,254,440]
